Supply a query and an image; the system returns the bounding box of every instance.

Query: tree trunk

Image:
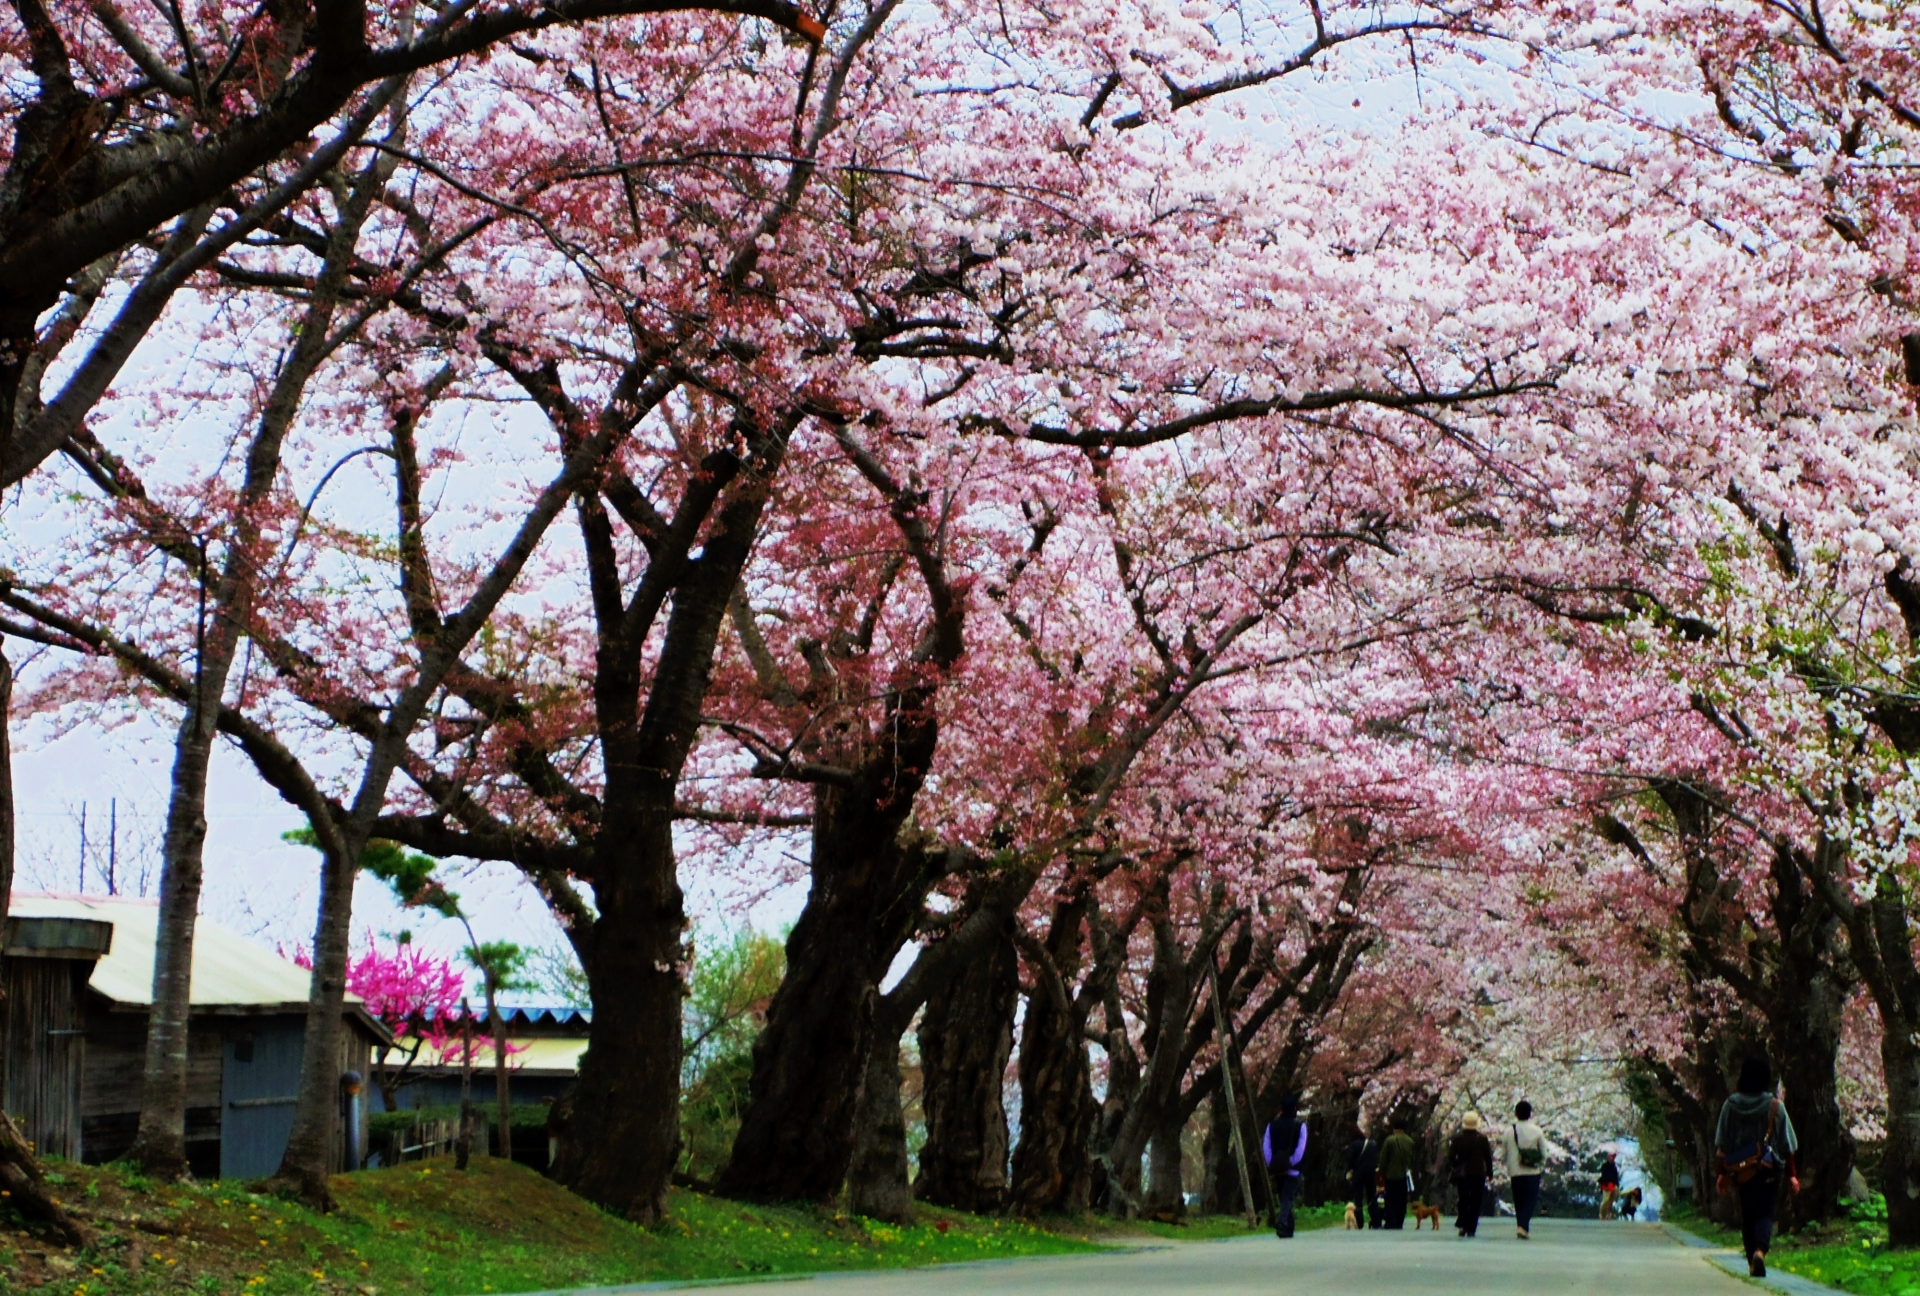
[1202,1087,1242,1216]
[124,703,214,1180]
[276,841,357,1199]
[549,804,684,1222]
[914,926,1016,1213]
[846,1023,914,1223]
[717,806,934,1203]
[1145,1103,1186,1218]
[1885,1023,1920,1246]
[456,1000,475,1171]
[1009,903,1095,1216]
[1768,845,1855,1229]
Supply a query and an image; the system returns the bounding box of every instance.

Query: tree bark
[1767,841,1855,1229]
[1008,901,1096,1216]
[1145,1103,1187,1218]
[845,1022,914,1222]
[1202,1087,1242,1216]
[716,821,936,1202]
[548,810,684,1219]
[491,982,511,1158]
[914,925,1017,1213]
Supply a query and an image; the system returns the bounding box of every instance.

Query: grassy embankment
[0,1158,1333,1296]
[1667,1196,1920,1295]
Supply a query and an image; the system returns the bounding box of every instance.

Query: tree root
[0,1111,92,1248]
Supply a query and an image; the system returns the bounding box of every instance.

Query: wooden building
[3,896,388,1178]
[382,1006,591,1112]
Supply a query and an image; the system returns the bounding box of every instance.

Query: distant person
[1598,1150,1621,1219]
[1347,1123,1382,1229]
[1448,1112,1495,1238]
[1379,1115,1418,1230]
[1503,1101,1547,1240]
[1264,1094,1309,1238]
[1717,1055,1801,1279]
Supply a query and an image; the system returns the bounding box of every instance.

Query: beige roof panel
[7,894,360,1010]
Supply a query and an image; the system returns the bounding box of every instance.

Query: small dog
[1343,1202,1359,1229]
[1411,1201,1444,1230]
[1619,1187,1643,1222]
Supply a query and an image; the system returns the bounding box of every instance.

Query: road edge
[1661,1221,1847,1296]
[499,1241,1177,1296]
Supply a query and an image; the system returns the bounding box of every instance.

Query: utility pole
[1208,954,1259,1227]
[77,802,87,893]
[106,797,117,895]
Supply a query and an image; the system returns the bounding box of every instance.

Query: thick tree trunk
[1202,1087,1242,1216]
[1884,1025,1920,1246]
[1009,905,1095,1216]
[914,927,1016,1213]
[846,1023,914,1222]
[717,802,934,1203]
[1768,845,1855,1229]
[1145,1103,1186,1218]
[550,802,684,1222]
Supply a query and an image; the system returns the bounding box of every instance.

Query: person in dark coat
[1346,1124,1382,1229]
[1379,1115,1417,1230]
[1263,1094,1308,1238]
[1716,1055,1801,1279]
[1597,1150,1622,1219]
[1448,1111,1495,1237]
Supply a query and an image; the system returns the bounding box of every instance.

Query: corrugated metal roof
[422,1036,587,1075]
[7,894,364,1012]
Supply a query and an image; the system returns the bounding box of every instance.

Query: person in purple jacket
[1263,1094,1308,1238]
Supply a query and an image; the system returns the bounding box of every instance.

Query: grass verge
[0,1158,1336,1296]
[1666,1196,1920,1295]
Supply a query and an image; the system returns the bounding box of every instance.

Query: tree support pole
[1208,955,1258,1226]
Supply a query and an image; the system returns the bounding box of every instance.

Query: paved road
[765,1220,1777,1295]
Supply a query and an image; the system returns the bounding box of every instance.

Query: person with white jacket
[1502,1101,1548,1239]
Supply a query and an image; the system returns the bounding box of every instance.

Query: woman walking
[1503,1101,1546,1239]
[1448,1112,1495,1238]
[1264,1094,1309,1238]
[1716,1056,1801,1278]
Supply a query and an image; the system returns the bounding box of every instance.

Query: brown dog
[1343,1202,1360,1229]
[1411,1202,1444,1230]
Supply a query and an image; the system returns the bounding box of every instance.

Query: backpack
[1515,1125,1545,1170]
[1727,1101,1784,1184]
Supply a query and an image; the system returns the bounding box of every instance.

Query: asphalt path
[748,1219,1797,1295]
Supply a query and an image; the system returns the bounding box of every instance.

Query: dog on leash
[1619,1187,1643,1222]
[1343,1202,1359,1229]
[1411,1202,1444,1230]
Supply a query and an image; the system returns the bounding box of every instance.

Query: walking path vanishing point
[638,1219,1848,1296]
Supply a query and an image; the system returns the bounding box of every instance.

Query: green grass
[1664,1195,1920,1295]
[0,1158,1108,1296]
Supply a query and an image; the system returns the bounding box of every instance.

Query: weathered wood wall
[3,956,88,1160]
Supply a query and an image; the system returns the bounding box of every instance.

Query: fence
[384,1117,459,1165]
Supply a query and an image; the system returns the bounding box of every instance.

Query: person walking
[1503,1101,1547,1239]
[1448,1112,1495,1237]
[1263,1094,1309,1238]
[1346,1124,1382,1229]
[1379,1115,1417,1230]
[1597,1150,1622,1220]
[1716,1055,1801,1279]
